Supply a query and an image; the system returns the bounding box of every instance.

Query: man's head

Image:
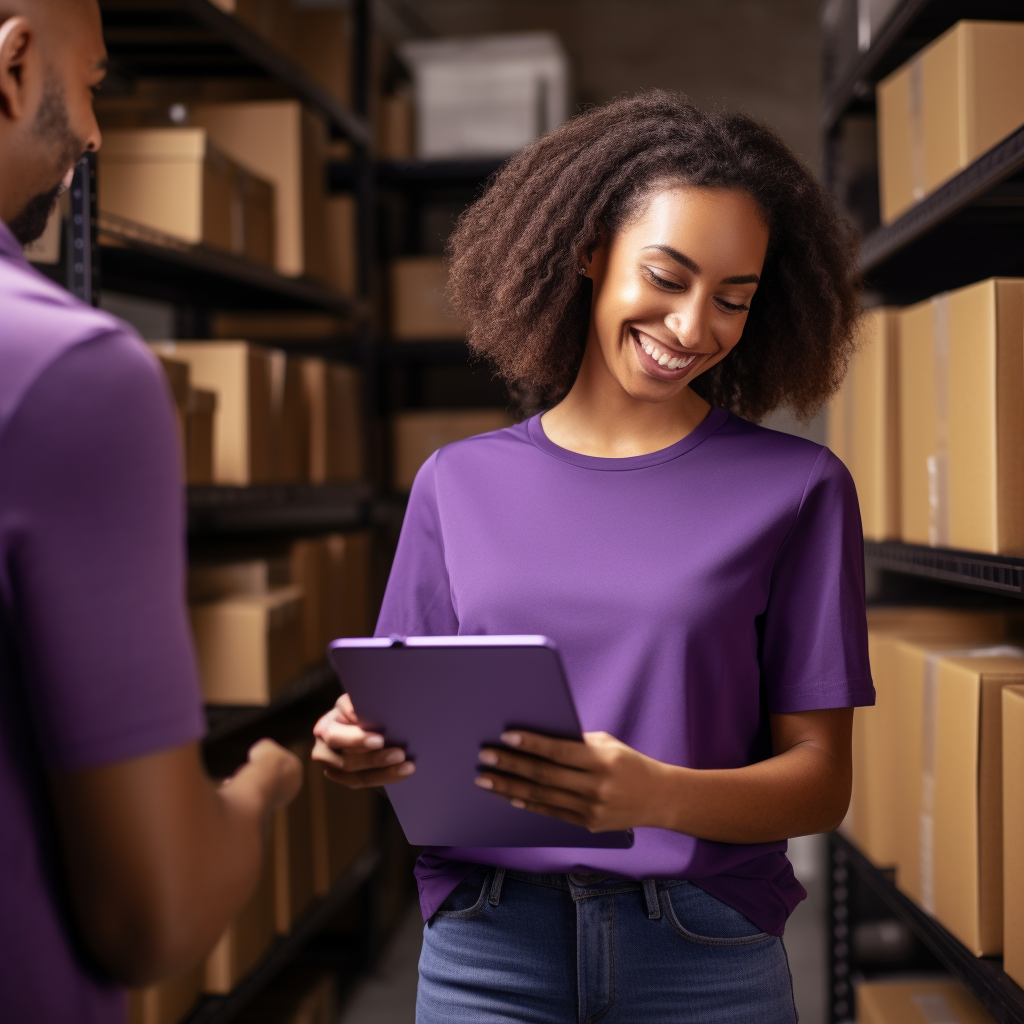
[0,0,105,244]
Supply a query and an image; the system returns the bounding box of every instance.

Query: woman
[313,92,872,1023]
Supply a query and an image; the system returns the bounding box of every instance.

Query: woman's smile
[629,326,701,380]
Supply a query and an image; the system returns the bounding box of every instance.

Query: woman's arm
[474,707,853,843]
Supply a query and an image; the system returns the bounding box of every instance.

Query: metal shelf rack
[864,542,1024,599]
[829,834,1024,1024]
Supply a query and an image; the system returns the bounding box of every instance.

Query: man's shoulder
[0,255,142,428]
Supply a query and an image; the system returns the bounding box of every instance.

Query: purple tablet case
[327,635,633,849]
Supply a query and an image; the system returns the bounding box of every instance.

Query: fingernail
[474,776,494,790]
[364,735,384,749]
[510,798,526,809]
[500,732,521,747]
[396,762,415,776]
[478,749,498,766]
[384,749,405,765]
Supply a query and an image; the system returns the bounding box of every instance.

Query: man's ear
[0,16,35,122]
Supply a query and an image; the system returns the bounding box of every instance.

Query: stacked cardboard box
[390,257,465,340]
[99,129,275,265]
[897,279,1024,553]
[828,307,900,540]
[877,21,1024,223]
[303,359,364,483]
[856,978,995,1023]
[1003,685,1024,986]
[150,349,218,486]
[392,410,511,491]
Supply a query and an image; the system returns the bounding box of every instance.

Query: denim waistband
[504,869,687,892]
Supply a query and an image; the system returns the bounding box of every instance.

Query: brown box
[150,352,191,475]
[946,279,1024,555]
[307,757,375,896]
[188,557,290,603]
[377,89,415,160]
[230,0,294,52]
[325,532,372,641]
[190,101,329,280]
[154,342,273,485]
[269,351,309,484]
[99,129,236,250]
[828,308,900,541]
[210,313,349,341]
[324,194,357,297]
[129,964,204,1024]
[876,21,1024,223]
[392,410,510,491]
[184,387,216,486]
[204,840,277,993]
[274,742,315,933]
[856,978,995,1024]
[290,8,350,107]
[390,257,466,340]
[303,359,364,483]
[1003,685,1024,987]
[849,610,1008,876]
[289,539,331,666]
[189,586,304,705]
[238,167,276,266]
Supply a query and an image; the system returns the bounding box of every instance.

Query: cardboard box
[153,342,273,486]
[290,8,350,107]
[828,308,900,541]
[184,387,216,486]
[151,353,191,469]
[856,978,995,1024]
[390,257,465,340]
[188,557,290,603]
[129,964,203,1024]
[275,742,315,933]
[204,840,277,993]
[238,166,276,266]
[325,194,357,297]
[1003,685,1024,987]
[307,758,375,896]
[849,611,1008,876]
[269,351,309,484]
[377,88,415,160]
[392,409,511,491]
[877,21,1024,223]
[289,539,330,666]
[303,359,364,483]
[190,586,304,705]
[325,531,372,642]
[946,279,1024,555]
[210,312,349,341]
[190,101,329,280]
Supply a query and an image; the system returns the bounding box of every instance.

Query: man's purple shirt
[376,408,874,936]
[0,222,205,1022]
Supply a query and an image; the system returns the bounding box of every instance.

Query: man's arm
[51,738,301,986]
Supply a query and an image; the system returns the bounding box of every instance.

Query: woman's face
[585,186,769,404]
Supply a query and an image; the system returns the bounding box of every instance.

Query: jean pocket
[432,868,491,920]
[662,883,771,946]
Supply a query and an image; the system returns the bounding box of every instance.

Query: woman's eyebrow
[642,244,701,274]
[722,273,760,285]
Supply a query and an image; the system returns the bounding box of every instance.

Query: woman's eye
[644,267,684,291]
[715,297,749,313]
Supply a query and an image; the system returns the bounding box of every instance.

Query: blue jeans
[417,867,798,1024]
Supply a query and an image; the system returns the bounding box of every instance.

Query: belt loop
[642,879,661,920]
[489,868,506,907]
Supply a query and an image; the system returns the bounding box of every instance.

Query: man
[0,1,303,1020]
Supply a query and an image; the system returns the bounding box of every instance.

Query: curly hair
[447,91,860,421]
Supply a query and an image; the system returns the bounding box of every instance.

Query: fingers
[498,730,595,769]
[474,780,590,828]
[477,746,594,796]
[311,737,408,774]
[321,761,415,789]
[474,768,591,818]
[314,716,385,753]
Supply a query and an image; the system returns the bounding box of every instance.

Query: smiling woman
[313,90,872,1024]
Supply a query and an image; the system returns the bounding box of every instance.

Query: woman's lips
[630,328,698,379]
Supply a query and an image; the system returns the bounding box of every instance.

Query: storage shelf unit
[829,834,1024,1024]
[180,844,382,1024]
[864,542,1024,598]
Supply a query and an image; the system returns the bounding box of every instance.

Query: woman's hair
[447,91,860,421]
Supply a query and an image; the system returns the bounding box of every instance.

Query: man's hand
[312,693,415,789]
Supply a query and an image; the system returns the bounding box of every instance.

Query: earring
[579,266,587,276]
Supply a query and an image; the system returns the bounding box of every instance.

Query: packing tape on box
[909,59,926,203]
[920,645,1024,914]
[927,293,950,548]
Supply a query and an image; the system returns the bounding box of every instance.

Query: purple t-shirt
[376,407,873,936]
[0,223,205,1022]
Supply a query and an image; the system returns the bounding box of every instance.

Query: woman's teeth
[640,339,695,371]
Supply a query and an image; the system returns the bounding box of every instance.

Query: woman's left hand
[474,730,672,832]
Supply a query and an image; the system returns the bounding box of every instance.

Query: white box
[398,33,569,159]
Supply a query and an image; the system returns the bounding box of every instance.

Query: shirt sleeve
[375,452,459,638]
[1,330,205,772]
[760,447,874,714]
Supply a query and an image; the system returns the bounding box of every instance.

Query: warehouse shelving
[829,834,1024,1024]
[824,2,1024,1021]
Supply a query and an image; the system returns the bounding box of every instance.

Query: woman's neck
[540,343,712,458]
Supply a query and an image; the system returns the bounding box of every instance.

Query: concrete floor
[337,834,829,1024]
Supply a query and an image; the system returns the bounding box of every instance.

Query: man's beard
[8,82,84,246]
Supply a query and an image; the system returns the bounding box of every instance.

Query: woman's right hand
[312,693,415,788]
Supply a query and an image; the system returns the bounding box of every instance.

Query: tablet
[326,635,633,849]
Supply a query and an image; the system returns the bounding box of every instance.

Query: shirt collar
[0,219,30,267]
